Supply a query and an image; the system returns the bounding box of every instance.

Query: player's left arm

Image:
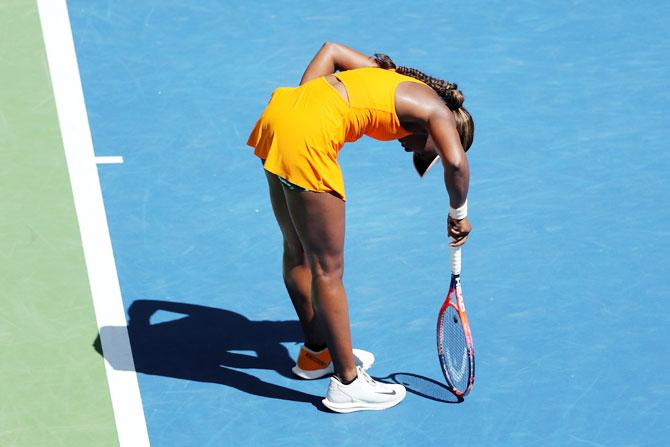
[300,42,377,85]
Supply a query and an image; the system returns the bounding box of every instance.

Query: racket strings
[440,306,470,391]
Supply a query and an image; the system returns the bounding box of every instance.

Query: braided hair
[373,53,474,151]
[373,54,464,110]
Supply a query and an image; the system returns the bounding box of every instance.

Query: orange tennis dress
[247,67,426,200]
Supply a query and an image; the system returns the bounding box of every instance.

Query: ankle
[336,368,358,385]
[304,341,327,352]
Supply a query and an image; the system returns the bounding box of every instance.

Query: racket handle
[450,245,462,276]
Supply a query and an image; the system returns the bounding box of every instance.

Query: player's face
[399,133,438,157]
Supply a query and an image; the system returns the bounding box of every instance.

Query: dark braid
[373,53,474,151]
[373,53,464,110]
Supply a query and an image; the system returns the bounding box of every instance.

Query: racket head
[437,273,475,396]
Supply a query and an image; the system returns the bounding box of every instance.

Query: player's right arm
[396,83,472,246]
[427,109,471,247]
[300,42,378,85]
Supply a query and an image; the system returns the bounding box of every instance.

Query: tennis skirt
[247,76,349,200]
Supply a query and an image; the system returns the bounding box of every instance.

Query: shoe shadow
[376,372,464,404]
[93,299,323,409]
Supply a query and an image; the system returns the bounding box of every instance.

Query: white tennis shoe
[322,366,406,413]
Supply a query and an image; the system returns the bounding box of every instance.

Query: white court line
[36,1,150,446]
[96,156,125,164]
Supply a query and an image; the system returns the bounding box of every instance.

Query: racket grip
[450,245,462,276]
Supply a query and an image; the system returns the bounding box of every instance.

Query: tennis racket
[437,245,475,396]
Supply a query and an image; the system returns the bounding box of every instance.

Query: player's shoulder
[396,82,448,121]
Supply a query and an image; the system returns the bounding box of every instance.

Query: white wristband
[449,199,468,220]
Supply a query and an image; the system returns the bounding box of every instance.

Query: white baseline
[37,1,150,445]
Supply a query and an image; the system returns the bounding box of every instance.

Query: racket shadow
[376,372,464,404]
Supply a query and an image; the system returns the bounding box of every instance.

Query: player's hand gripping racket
[437,245,475,396]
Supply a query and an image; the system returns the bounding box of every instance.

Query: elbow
[449,151,466,171]
[442,149,468,182]
[321,41,339,51]
[320,41,339,57]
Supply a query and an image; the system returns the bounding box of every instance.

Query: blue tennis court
[8,0,669,445]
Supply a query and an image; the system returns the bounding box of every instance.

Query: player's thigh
[264,170,304,259]
[283,189,345,276]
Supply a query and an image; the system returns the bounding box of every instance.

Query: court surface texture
[2,0,669,445]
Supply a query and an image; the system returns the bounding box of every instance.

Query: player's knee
[308,253,344,281]
[283,240,306,268]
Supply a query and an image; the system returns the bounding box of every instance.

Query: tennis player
[247,42,473,412]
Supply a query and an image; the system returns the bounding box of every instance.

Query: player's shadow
[377,372,464,404]
[93,299,322,408]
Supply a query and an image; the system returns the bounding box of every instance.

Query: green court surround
[0,1,118,445]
